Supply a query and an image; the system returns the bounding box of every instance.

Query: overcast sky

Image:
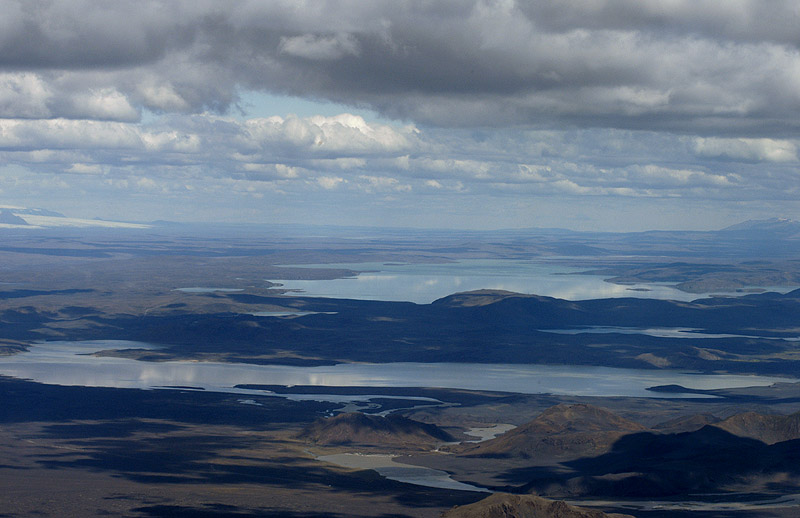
[2,0,800,231]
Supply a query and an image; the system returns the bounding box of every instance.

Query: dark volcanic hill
[653,413,721,434]
[459,404,646,459]
[715,410,800,444]
[431,289,567,308]
[441,493,634,518]
[298,412,453,448]
[537,426,800,498]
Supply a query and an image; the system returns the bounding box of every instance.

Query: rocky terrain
[453,404,646,459]
[441,493,634,518]
[715,410,800,444]
[299,412,454,448]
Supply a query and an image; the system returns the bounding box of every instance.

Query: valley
[3,220,800,517]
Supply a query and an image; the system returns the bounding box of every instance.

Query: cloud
[0,112,789,205]
[4,1,800,229]
[0,73,52,118]
[629,165,736,188]
[0,119,144,149]
[238,114,417,157]
[693,137,798,162]
[280,33,361,60]
[316,176,345,189]
[66,163,103,175]
[358,175,412,193]
[0,1,798,134]
[0,113,413,160]
[0,72,141,121]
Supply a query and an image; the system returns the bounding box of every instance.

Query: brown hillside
[715,410,800,444]
[653,413,720,434]
[441,493,635,518]
[298,412,454,448]
[459,404,646,459]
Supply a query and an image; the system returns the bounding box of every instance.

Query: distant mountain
[458,404,645,459]
[298,412,453,448]
[0,205,148,229]
[0,209,29,225]
[721,217,800,236]
[715,410,800,445]
[441,493,634,518]
[0,206,65,218]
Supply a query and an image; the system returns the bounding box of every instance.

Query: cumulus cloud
[0,1,798,134]
[0,73,53,118]
[3,1,800,228]
[279,33,361,60]
[237,114,417,157]
[358,175,412,193]
[316,176,346,189]
[0,113,414,160]
[66,163,104,175]
[0,111,786,205]
[628,165,736,188]
[693,137,798,162]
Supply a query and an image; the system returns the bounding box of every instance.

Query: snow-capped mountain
[0,205,150,229]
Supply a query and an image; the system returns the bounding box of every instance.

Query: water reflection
[543,327,800,341]
[0,341,793,399]
[317,453,490,493]
[272,260,727,303]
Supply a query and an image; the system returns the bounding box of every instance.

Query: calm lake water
[4,340,797,495]
[317,453,490,493]
[272,259,772,303]
[1,341,792,399]
[543,327,800,341]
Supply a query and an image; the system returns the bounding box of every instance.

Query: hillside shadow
[133,505,416,518]
[629,511,786,518]
[0,377,335,426]
[39,419,185,439]
[34,430,481,510]
[492,426,800,501]
[546,427,799,497]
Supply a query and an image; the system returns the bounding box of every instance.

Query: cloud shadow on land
[0,377,336,426]
[501,426,800,500]
[33,419,481,510]
[133,505,416,518]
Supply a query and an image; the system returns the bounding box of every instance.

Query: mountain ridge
[441,493,634,518]
[456,404,646,459]
[298,412,454,448]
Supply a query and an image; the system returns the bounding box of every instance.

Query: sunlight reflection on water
[271,259,718,303]
[0,341,793,399]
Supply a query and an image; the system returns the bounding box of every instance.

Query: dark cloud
[1,0,799,134]
[2,1,800,231]
[0,1,196,69]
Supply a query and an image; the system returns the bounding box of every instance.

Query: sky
[1,0,800,231]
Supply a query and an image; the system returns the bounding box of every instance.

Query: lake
[272,259,776,303]
[317,453,490,493]
[0,340,793,400]
[542,326,800,341]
